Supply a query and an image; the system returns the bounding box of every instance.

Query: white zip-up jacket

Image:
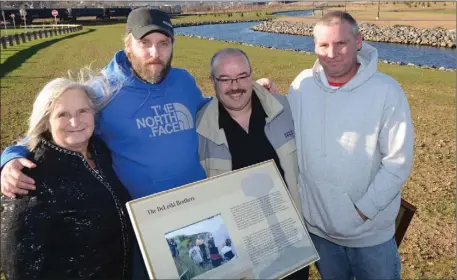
[287,42,414,247]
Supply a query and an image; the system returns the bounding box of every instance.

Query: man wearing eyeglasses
[196,48,309,279]
[0,9,278,280]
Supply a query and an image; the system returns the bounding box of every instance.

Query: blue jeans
[310,233,401,280]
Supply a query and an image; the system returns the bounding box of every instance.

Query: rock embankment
[179,33,455,71]
[252,21,456,48]
[173,19,271,28]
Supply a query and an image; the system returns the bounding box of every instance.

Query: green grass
[1,19,456,280]
[172,237,213,279]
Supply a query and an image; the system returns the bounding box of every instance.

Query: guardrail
[0,24,83,49]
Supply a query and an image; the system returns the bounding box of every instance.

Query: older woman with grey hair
[0,75,132,280]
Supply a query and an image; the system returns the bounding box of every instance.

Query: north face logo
[136,103,194,137]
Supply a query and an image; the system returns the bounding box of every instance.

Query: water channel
[175,10,456,69]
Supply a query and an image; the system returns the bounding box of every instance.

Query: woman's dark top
[0,136,133,280]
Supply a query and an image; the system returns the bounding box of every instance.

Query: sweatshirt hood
[102,50,179,94]
[102,50,178,115]
[312,42,378,93]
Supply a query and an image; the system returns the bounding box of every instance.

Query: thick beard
[127,51,173,84]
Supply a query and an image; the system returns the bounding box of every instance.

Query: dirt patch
[275,2,456,29]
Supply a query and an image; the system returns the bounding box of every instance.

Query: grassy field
[1,13,456,280]
[278,2,456,29]
[169,236,221,280]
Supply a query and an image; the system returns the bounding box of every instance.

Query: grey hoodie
[287,42,414,247]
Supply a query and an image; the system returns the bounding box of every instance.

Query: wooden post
[1,37,7,49]
[26,32,31,41]
[32,30,37,39]
[53,29,58,36]
[7,35,14,46]
[20,33,26,43]
[377,0,381,19]
[58,28,62,35]
[14,34,20,45]
[395,199,417,247]
[43,30,48,38]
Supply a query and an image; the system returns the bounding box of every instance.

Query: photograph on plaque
[165,214,237,279]
[126,160,319,280]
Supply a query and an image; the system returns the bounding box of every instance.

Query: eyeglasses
[212,73,251,85]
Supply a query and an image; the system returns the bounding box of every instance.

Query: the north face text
[136,103,194,137]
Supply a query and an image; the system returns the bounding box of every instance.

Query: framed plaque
[126,160,319,280]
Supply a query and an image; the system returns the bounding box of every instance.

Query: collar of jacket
[197,81,284,146]
[31,133,99,163]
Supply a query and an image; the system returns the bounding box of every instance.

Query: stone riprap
[251,21,456,48]
[178,33,455,71]
[173,18,272,28]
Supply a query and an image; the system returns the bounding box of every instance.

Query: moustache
[145,59,164,65]
[226,89,246,95]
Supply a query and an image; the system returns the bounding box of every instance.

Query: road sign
[19,8,27,17]
[2,10,7,36]
[52,9,59,25]
[10,13,16,29]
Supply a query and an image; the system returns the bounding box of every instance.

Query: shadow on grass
[0,28,96,79]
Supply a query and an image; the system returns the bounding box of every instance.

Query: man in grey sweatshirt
[287,11,414,280]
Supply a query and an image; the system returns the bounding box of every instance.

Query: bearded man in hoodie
[287,11,414,280]
[0,8,276,280]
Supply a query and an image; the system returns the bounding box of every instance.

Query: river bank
[252,21,456,49]
[179,33,455,72]
[174,20,455,71]
[174,18,272,28]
